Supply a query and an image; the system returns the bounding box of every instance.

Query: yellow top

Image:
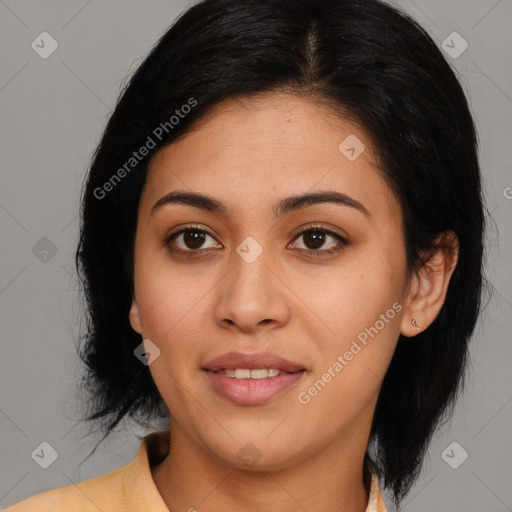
[3,430,388,511]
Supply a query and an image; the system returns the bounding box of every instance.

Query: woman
[4,0,485,510]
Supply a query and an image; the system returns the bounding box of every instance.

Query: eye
[289,225,348,256]
[163,223,348,258]
[163,225,221,256]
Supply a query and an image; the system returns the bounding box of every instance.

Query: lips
[202,352,306,405]
[202,352,305,373]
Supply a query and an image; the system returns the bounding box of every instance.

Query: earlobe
[400,231,459,338]
[129,298,143,335]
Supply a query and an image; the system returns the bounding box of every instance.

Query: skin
[129,92,458,512]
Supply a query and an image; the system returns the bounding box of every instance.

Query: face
[129,92,412,470]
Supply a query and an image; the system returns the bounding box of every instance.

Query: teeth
[218,368,281,379]
[235,369,251,379]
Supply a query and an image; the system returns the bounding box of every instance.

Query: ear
[129,297,143,335]
[400,231,459,337]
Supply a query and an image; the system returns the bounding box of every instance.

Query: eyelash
[163,223,348,259]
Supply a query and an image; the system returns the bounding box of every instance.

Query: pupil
[185,230,205,249]
[305,230,325,249]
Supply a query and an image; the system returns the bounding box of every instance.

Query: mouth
[202,352,306,405]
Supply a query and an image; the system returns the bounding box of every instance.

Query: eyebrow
[151,189,370,218]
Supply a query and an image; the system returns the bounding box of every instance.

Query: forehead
[143,92,400,223]
[155,93,369,165]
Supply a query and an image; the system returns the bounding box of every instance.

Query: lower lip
[204,370,305,405]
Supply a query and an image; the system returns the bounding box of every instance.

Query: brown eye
[164,226,221,254]
[290,226,348,256]
[180,229,208,250]
[164,224,347,259]
[301,229,327,250]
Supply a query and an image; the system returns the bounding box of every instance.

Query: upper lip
[203,352,305,373]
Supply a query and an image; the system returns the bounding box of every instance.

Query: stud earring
[411,318,420,331]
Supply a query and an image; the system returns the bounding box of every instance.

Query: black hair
[75,0,485,508]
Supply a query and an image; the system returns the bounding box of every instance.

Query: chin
[202,432,309,472]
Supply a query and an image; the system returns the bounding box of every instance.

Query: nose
[213,246,291,335]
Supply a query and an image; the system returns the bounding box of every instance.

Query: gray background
[0,0,511,510]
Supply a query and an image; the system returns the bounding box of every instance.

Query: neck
[151,421,373,512]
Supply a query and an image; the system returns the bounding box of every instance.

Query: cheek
[309,255,404,338]
[133,241,212,340]
[302,251,405,396]
[133,260,204,407]
[289,269,404,454]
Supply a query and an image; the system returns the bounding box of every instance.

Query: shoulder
[2,431,169,512]
[2,464,127,512]
[367,468,388,512]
